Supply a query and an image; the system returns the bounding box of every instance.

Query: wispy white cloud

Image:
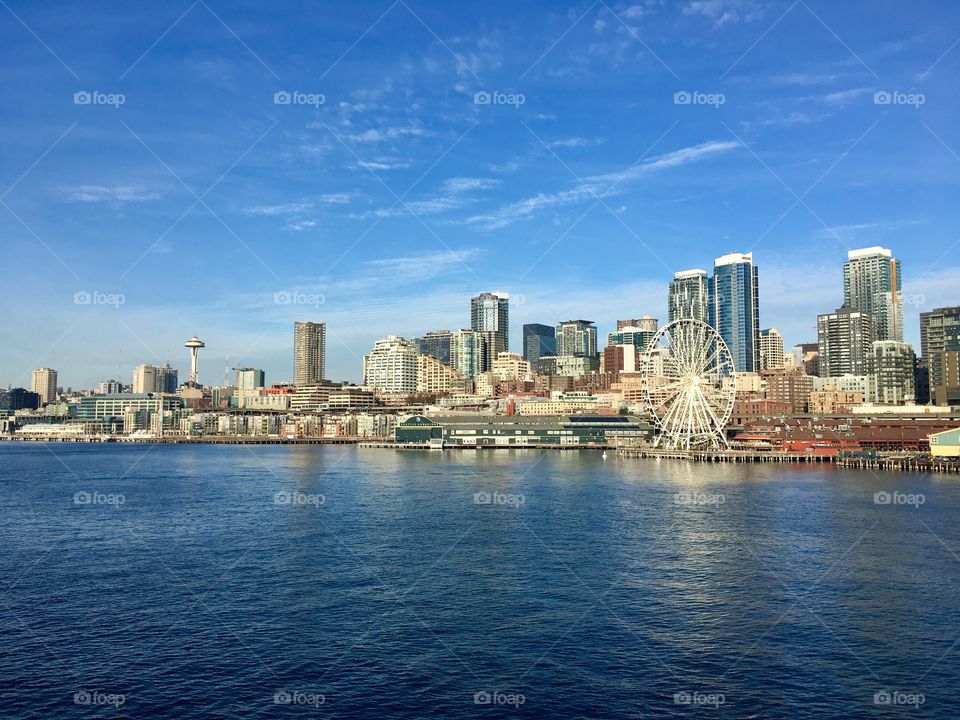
[816,219,923,241]
[439,177,501,193]
[683,0,763,26]
[366,249,482,282]
[63,185,161,203]
[283,219,318,232]
[546,137,603,149]
[465,139,740,230]
[246,202,313,216]
[346,125,430,144]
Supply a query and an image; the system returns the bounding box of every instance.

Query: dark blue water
[1,444,959,718]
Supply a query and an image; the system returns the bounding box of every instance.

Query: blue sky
[1,0,958,388]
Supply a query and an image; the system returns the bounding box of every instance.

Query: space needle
[184,336,205,386]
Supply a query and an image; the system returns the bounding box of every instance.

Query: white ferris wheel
[641,319,736,450]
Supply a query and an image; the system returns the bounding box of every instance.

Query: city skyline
[1,2,959,387]
[1,244,954,390]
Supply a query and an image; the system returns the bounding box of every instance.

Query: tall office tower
[450,329,485,379]
[411,330,453,365]
[522,324,556,366]
[759,328,785,371]
[132,364,178,393]
[96,379,124,395]
[157,364,178,393]
[919,305,960,403]
[608,317,658,352]
[668,269,709,324]
[709,253,760,372]
[470,292,510,356]
[31,368,58,405]
[556,320,598,358]
[236,368,266,390]
[868,340,916,405]
[362,336,418,394]
[843,247,903,341]
[294,321,326,385]
[817,307,874,378]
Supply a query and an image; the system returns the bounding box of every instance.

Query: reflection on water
[1,444,958,719]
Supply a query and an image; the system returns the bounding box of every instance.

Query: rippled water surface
[2,444,959,718]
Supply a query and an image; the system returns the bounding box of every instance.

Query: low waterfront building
[326,387,377,411]
[76,393,184,432]
[290,382,339,413]
[395,414,650,446]
[808,388,864,414]
[929,427,960,458]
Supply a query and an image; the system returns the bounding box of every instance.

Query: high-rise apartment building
[362,336,418,394]
[470,292,509,360]
[710,253,760,372]
[411,330,453,365]
[668,269,709,324]
[294,321,326,385]
[843,247,903,341]
[759,328,785,371]
[30,368,57,405]
[919,305,960,403]
[867,340,915,405]
[556,320,597,358]
[132,364,178,394]
[817,307,874,378]
[450,329,485,379]
[236,368,266,390]
[608,317,658,352]
[522,324,556,366]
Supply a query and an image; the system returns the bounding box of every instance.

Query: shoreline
[2,435,957,473]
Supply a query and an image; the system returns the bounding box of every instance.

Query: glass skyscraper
[522,324,556,366]
[709,252,760,373]
[470,292,509,368]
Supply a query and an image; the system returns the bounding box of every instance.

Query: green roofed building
[929,427,960,459]
[395,414,650,447]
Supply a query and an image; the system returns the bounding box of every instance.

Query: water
[1,444,958,719]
